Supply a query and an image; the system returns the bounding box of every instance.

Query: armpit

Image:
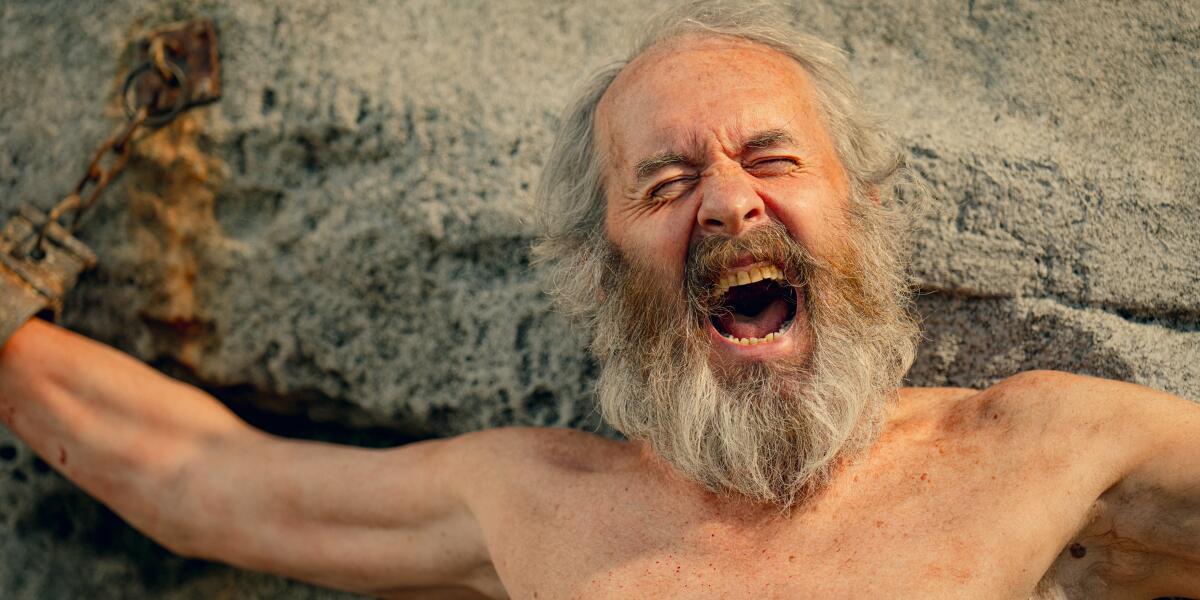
[1036,483,1200,599]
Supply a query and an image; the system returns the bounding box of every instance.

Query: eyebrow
[744,128,796,150]
[629,128,798,185]
[633,151,691,184]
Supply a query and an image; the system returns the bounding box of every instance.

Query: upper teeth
[714,263,784,297]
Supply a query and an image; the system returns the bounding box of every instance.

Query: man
[1,1,1197,598]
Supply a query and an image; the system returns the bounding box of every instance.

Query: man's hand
[0,319,505,598]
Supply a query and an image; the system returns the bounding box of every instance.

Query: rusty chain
[26,44,191,259]
[0,18,217,338]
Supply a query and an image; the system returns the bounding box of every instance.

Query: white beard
[589,199,918,508]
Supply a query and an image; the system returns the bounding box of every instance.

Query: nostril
[703,218,724,229]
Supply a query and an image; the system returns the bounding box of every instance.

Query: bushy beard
[588,199,918,508]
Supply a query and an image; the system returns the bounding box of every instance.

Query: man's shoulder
[442,427,641,535]
[905,370,1134,426]
[906,370,1188,467]
[970,369,1174,426]
[447,426,633,480]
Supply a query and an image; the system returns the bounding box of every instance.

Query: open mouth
[708,262,798,345]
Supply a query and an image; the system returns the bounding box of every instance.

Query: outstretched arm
[0,319,504,599]
[1077,375,1200,597]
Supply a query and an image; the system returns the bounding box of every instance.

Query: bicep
[1124,387,1200,558]
[174,432,501,597]
[1098,379,1200,594]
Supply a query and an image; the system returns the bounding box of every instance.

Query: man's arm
[0,319,505,598]
[1070,374,1200,597]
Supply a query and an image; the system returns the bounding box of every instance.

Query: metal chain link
[49,107,147,233]
[27,49,192,258]
[13,18,220,261]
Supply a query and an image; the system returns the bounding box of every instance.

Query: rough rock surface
[0,0,1196,597]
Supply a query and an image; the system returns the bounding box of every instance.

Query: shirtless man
[1,2,1197,598]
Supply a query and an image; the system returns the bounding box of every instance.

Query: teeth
[721,321,791,346]
[711,263,794,346]
[713,263,785,297]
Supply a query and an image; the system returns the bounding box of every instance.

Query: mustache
[683,221,818,313]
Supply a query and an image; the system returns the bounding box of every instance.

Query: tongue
[716,297,790,340]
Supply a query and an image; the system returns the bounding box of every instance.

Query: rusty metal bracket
[0,206,97,342]
[123,19,221,127]
[0,206,97,301]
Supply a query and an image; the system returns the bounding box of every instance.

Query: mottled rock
[0,0,1195,596]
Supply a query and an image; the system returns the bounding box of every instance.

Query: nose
[695,167,766,236]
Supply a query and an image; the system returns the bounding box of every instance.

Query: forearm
[0,318,254,545]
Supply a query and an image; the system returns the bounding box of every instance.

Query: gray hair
[533,0,906,322]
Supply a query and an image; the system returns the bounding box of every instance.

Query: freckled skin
[1,36,1199,600]
[494,38,1200,600]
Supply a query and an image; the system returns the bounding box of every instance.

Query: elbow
[109,435,246,562]
[105,458,211,560]
[140,432,282,568]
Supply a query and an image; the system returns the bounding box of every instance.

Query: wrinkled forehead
[595,35,831,172]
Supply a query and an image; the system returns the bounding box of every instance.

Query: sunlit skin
[0,34,1198,600]
[598,36,853,364]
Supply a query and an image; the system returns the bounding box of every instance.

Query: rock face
[0,0,1196,596]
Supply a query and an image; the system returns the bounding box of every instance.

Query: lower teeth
[722,318,793,346]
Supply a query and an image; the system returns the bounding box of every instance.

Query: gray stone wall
[0,0,1196,597]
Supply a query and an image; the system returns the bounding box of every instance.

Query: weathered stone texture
[0,0,1196,596]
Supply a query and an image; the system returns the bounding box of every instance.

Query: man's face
[583,35,916,506]
[597,35,855,369]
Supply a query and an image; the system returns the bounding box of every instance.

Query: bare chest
[496,428,1105,599]
[555,519,1033,599]
[526,500,1060,598]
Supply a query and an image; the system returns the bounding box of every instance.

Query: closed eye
[746,157,801,176]
[649,176,697,202]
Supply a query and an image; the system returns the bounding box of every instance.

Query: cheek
[606,203,696,284]
[763,175,850,257]
[658,211,696,280]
